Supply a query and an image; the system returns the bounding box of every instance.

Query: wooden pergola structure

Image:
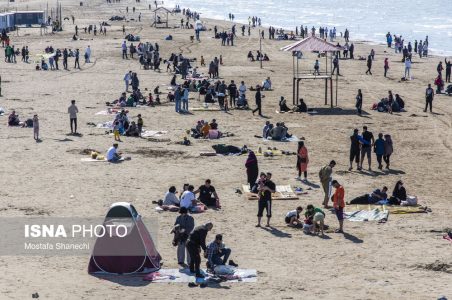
[151,7,170,28]
[281,36,341,107]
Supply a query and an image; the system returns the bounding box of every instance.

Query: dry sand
[0,0,451,299]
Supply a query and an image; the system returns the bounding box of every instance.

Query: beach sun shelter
[281,35,341,107]
[88,202,161,274]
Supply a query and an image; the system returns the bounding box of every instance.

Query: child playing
[113,121,121,141]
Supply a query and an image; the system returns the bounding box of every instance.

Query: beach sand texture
[0,0,451,299]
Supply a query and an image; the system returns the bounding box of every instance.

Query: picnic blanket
[141,130,168,137]
[262,136,300,143]
[81,157,126,163]
[95,109,118,116]
[345,204,428,214]
[96,121,114,129]
[242,185,298,200]
[143,268,257,283]
[344,208,389,222]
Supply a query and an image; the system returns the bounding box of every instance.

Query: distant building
[0,11,45,31]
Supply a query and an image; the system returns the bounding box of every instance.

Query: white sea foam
[166,0,452,56]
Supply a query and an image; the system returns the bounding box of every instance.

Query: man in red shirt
[332,180,345,233]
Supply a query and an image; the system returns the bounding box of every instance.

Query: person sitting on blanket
[194,179,221,208]
[8,110,20,126]
[163,186,181,207]
[269,122,287,141]
[106,143,122,162]
[348,186,388,205]
[125,121,139,137]
[262,77,272,91]
[279,97,290,112]
[180,185,207,212]
[210,119,218,130]
[126,95,135,107]
[304,204,325,236]
[388,180,407,205]
[280,122,292,138]
[201,121,211,138]
[285,206,303,227]
[206,234,238,270]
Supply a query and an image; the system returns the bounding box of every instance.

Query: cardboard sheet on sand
[345,204,427,214]
[192,106,223,111]
[262,136,300,143]
[81,157,125,163]
[344,208,389,222]
[242,185,299,200]
[141,130,168,137]
[143,268,257,283]
[254,149,293,156]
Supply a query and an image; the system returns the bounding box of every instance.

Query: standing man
[445,58,451,83]
[174,86,182,113]
[424,83,434,113]
[331,180,345,233]
[68,100,79,134]
[349,129,360,171]
[85,45,91,63]
[174,207,194,267]
[319,160,336,208]
[359,126,375,171]
[124,71,132,92]
[256,172,275,227]
[332,55,340,75]
[122,41,128,59]
[63,48,69,70]
[186,222,213,278]
[365,54,372,75]
[252,86,263,116]
[228,80,237,108]
[74,49,80,69]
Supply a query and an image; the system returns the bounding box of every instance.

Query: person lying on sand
[348,186,388,205]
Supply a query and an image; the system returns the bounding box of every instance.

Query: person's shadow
[343,232,363,243]
[302,180,320,189]
[262,226,292,238]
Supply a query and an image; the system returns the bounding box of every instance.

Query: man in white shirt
[180,185,197,209]
[67,100,79,134]
[163,186,180,206]
[106,143,121,162]
[239,81,247,98]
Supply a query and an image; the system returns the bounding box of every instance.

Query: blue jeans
[182,99,188,111]
[175,99,181,112]
[211,248,231,266]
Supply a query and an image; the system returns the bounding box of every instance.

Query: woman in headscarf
[389,180,406,205]
[296,141,309,181]
[383,134,393,169]
[245,151,259,189]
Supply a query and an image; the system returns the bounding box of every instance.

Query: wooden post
[324,78,327,105]
[259,29,262,69]
[335,71,338,107]
[0,75,2,97]
[330,78,333,107]
[292,77,296,105]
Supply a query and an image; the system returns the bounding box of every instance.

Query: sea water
[165,0,452,56]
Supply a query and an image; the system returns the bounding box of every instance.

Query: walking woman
[245,151,259,189]
[383,134,393,169]
[296,141,309,182]
[384,58,389,77]
[355,89,363,115]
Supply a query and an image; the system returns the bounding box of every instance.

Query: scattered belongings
[242,185,299,200]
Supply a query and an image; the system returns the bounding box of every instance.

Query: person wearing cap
[174,207,194,266]
[206,234,238,270]
[106,143,121,162]
[186,222,213,278]
[331,180,345,233]
[319,160,336,208]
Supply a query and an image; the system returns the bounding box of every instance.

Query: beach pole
[0,75,2,97]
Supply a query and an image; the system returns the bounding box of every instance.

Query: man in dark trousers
[256,172,275,227]
[228,80,237,108]
[332,55,340,75]
[63,48,69,70]
[186,222,213,278]
[74,49,80,69]
[174,207,194,267]
[365,55,372,75]
[424,84,434,113]
[252,86,263,116]
[445,58,451,83]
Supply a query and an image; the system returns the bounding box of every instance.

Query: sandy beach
[0,0,451,299]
